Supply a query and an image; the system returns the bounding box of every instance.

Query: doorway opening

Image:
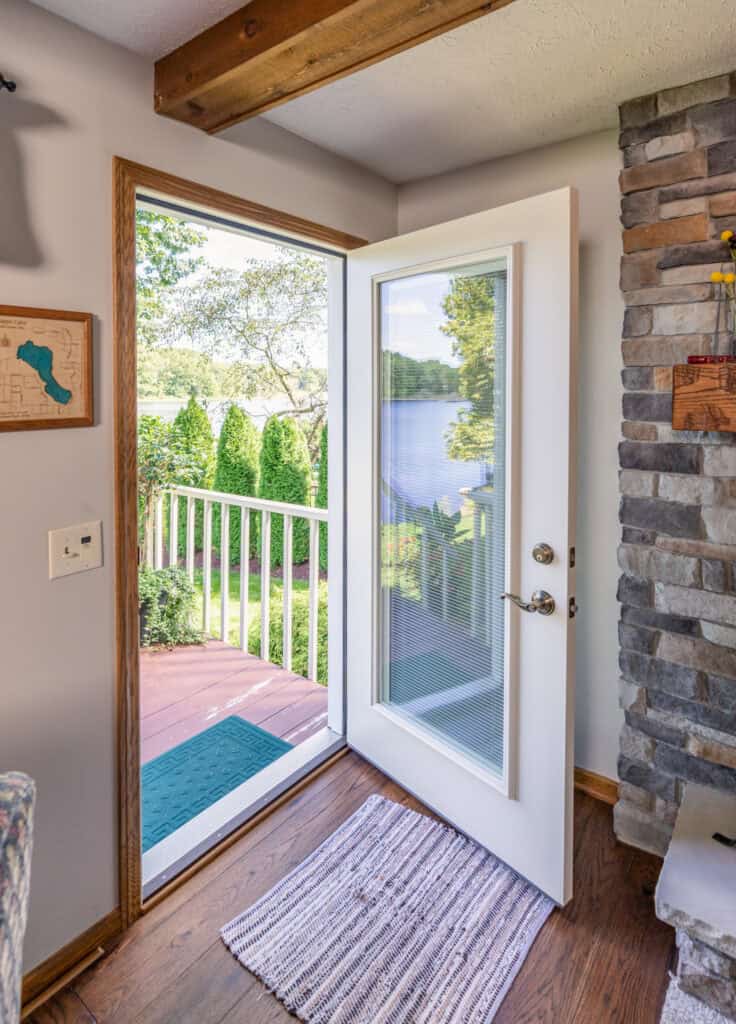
[133,193,346,898]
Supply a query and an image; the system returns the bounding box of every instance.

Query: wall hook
[0,73,17,93]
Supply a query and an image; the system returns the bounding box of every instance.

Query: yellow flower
[725,272,736,284]
[712,271,725,282]
[721,229,734,242]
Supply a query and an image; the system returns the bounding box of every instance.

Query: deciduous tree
[161,247,328,458]
[441,274,497,463]
[136,209,205,348]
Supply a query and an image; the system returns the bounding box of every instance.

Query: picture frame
[0,304,93,431]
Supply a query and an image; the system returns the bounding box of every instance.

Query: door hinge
[569,546,576,568]
[569,597,578,619]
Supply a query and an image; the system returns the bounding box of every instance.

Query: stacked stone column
[615,73,736,856]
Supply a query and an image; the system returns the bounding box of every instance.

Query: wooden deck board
[33,753,674,1024]
[140,640,328,762]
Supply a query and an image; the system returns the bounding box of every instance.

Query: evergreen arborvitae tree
[258,416,311,568]
[213,405,260,565]
[315,424,328,572]
[171,395,215,551]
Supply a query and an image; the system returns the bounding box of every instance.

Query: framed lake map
[0,305,93,431]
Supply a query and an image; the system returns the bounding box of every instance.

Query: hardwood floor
[29,753,674,1023]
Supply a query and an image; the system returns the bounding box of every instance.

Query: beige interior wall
[1,0,396,971]
[398,130,625,781]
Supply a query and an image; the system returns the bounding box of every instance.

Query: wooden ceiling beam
[154,0,516,134]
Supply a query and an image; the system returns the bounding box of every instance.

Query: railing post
[154,495,164,570]
[282,515,293,672]
[420,528,429,608]
[260,511,271,661]
[485,504,493,645]
[471,502,482,637]
[220,502,230,644]
[203,499,213,636]
[166,487,328,676]
[185,496,195,581]
[490,490,504,682]
[169,493,178,568]
[308,518,319,682]
[239,507,250,652]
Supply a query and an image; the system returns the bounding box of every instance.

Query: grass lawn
[193,568,328,685]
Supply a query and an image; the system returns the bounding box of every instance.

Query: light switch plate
[48,520,103,580]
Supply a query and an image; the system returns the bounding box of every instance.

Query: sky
[198,221,282,270]
[381,272,457,365]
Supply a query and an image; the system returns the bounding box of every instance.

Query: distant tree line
[382,351,459,399]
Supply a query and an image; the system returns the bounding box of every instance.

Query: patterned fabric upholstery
[0,773,35,1024]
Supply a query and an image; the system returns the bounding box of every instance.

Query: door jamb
[112,157,366,928]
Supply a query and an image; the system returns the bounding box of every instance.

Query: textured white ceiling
[30,0,247,59]
[265,0,736,181]
[31,0,736,183]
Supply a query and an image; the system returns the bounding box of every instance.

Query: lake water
[382,399,486,514]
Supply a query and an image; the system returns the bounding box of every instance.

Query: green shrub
[213,405,260,565]
[139,566,203,647]
[315,423,328,572]
[137,415,196,563]
[171,395,215,551]
[247,584,328,685]
[258,416,311,567]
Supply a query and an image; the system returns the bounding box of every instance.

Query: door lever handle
[501,590,556,616]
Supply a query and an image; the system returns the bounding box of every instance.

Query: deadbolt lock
[532,542,554,565]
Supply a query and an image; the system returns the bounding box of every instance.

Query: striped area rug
[221,794,554,1023]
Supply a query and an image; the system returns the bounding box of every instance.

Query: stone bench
[656,782,736,1020]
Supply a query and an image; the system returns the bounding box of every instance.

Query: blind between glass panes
[379,263,508,776]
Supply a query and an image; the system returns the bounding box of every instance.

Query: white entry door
[346,188,578,904]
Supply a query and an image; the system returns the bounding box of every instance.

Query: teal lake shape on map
[16,340,72,406]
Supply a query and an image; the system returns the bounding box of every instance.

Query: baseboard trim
[575,767,619,806]
[21,907,122,1012]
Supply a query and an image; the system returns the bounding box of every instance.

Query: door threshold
[141,727,346,901]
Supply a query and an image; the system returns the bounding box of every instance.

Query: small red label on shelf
[687,355,736,364]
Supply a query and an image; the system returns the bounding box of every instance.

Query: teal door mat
[141,716,292,853]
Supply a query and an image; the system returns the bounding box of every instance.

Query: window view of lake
[379,257,508,776]
[382,399,483,515]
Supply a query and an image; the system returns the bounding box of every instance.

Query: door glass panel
[379,257,507,776]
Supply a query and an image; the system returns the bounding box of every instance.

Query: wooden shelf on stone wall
[672,362,736,432]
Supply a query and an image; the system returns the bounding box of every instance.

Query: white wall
[1,0,396,971]
[398,130,624,781]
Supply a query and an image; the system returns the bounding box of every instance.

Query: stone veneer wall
[614,73,736,857]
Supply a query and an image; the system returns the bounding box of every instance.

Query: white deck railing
[153,485,327,682]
